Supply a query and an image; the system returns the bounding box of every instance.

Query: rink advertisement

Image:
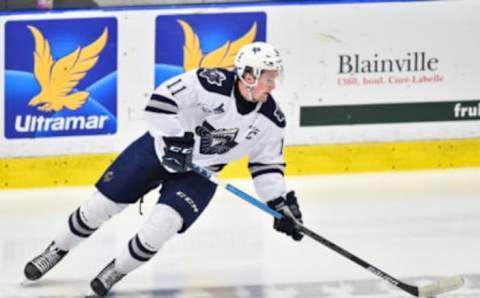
[4,18,118,139]
[300,100,480,126]
[277,0,480,145]
[300,50,452,126]
[1,0,480,188]
[154,12,266,87]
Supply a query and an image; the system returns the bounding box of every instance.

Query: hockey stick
[192,164,464,298]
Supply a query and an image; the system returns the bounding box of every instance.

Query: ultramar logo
[7,26,109,133]
[14,26,108,134]
[154,12,266,87]
[16,115,109,133]
[4,18,118,139]
[177,20,256,72]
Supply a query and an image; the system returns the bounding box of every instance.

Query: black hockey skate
[90,259,126,297]
[24,242,68,281]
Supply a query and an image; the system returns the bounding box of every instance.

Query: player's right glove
[267,191,303,241]
[161,132,194,173]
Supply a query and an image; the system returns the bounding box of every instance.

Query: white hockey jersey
[145,68,288,201]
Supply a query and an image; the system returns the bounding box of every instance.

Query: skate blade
[85,291,98,297]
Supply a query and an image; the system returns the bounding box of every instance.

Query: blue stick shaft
[224,184,283,219]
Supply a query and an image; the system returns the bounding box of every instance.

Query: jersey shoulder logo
[274,106,285,122]
[199,68,227,86]
[196,68,234,96]
[195,120,239,155]
[258,96,286,128]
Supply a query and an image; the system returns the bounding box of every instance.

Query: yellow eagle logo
[178,19,257,71]
[28,26,108,112]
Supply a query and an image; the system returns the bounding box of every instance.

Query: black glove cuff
[267,197,286,211]
[285,191,302,220]
[163,132,194,147]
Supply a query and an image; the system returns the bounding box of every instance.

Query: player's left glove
[267,191,303,241]
[161,132,194,173]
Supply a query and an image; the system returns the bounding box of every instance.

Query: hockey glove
[267,191,303,241]
[161,132,194,173]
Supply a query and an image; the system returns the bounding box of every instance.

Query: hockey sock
[115,204,182,274]
[54,191,128,251]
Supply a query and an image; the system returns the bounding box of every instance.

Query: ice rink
[1,168,479,298]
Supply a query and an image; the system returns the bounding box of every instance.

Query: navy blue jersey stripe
[150,94,178,107]
[251,168,285,178]
[248,162,286,167]
[145,106,177,114]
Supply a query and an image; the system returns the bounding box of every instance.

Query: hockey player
[23,41,304,296]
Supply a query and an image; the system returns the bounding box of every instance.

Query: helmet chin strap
[246,85,254,102]
[239,75,259,102]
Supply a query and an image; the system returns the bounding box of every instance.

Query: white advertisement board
[275,0,480,145]
[0,0,479,158]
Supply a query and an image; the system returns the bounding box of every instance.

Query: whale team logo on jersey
[4,18,117,139]
[155,12,266,87]
[195,121,239,155]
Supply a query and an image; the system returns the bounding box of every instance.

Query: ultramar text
[15,115,109,132]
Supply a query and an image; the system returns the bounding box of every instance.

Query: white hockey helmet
[235,42,283,87]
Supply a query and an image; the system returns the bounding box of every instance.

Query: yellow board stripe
[221,137,480,177]
[0,154,117,189]
[1,138,480,189]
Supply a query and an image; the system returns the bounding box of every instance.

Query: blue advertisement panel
[155,12,267,87]
[4,17,117,139]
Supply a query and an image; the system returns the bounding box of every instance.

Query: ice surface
[1,168,479,297]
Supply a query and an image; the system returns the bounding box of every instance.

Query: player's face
[251,70,279,103]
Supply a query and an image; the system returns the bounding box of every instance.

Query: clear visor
[242,64,284,89]
[258,68,283,88]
